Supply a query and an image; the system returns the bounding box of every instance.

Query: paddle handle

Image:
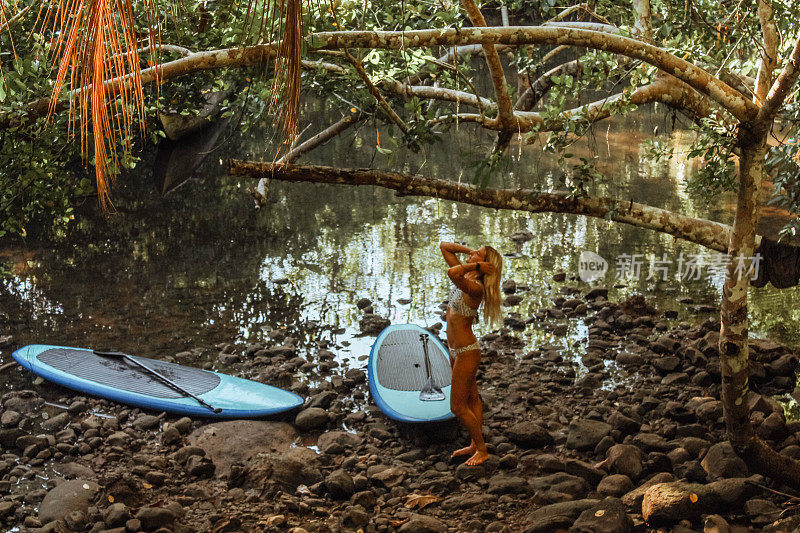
[93,350,222,414]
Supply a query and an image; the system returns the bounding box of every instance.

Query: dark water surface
[1,104,799,399]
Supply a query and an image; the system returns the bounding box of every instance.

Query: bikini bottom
[449,340,480,358]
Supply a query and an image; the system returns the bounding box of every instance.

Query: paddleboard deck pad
[12,344,303,418]
[368,324,455,422]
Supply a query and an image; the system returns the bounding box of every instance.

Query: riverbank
[1,288,799,533]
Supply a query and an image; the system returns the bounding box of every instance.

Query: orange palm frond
[41,0,160,208]
[243,0,306,150]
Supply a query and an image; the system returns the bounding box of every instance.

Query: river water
[1,103,799,397]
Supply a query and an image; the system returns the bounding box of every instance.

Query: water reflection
[1,104,799,398]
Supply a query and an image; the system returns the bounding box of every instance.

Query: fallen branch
[227,161,740,253]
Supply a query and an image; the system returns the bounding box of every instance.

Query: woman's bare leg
[449,349,488,465]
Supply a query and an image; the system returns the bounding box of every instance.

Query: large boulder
[39,479,100,523]
[186,420,296,476]
[570,497,633,533]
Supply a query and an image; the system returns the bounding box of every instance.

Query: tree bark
[227,160,741,253]
[312,27,758,121]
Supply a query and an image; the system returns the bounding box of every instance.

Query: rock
[764,515,800,533]
[295,408,328,431]
[135,507,175,531]
[39,479,100,523]
[585,287,608,300]
[507,421,554,448]
[502,280,517,294]
[510,230,533,243]
[173,417,193,435]
[173,446,205,465]
[523,499,600,533]
[504,295,524,306]
[53,462,95,480]
[160,425,182,445]
[133,415,161,431]
[529,473,590,498]
[596,445,644,480]
[103,503,131,528]
[1,410,21,427]
[488,474,527,494]
[371,466,405,488]
[342,506,370,528]
[565,460,605,486]
[703,514,731,533]
[570,497,633,533]
[325,469,355,499]
[356,298,372,309]
[185,455,215,477]
[567,419,612,451]
[398,513,447,533]
[106,431,129,446]
[745,498,781,525]
[620,472,675,509]
[0,501,15,518]
[317,431,361,450]
[597,475,634,497]
[695,400,723,422]
[607,412,639,435]
[359,314,390,335]
[641,482,713,523]
[42,412,71,431]
[186,420,296,476]
[653,356,681,373]
[701,442,748,480]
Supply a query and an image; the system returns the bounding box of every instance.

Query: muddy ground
[2,285,800,533]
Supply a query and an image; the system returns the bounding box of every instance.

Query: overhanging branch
[227,161,741,253]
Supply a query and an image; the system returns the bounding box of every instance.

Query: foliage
[2,0,800,238]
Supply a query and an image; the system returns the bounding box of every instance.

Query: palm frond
[42,0,160,208]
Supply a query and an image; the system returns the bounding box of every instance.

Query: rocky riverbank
[1,286,800,533]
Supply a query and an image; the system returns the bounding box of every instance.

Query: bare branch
[277,110,363,164]
[515,60,582,111]
[754,0,779,104]
[227,161,740,253]
[344,51,408,133]
[458,0,515,129]
[757,37,800,128]
[0,4,33,32]
[312,27,758,122]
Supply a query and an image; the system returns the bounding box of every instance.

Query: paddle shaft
[93,350,222,414]
[419,334,433,379]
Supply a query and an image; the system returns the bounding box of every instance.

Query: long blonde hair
[481,245,503,327]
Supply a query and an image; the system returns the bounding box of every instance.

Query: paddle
[93,350,222,414]
[418,334,445,401]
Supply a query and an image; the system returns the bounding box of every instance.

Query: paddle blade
[419,377,446,402]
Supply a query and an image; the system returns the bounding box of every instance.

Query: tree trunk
[719,134,800,488]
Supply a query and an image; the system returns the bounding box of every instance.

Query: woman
[440,241,503,466]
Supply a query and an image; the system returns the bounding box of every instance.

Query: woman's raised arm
[440,241,473,267]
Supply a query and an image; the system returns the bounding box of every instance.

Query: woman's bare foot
[465,450,490,466]
[451,444,476,458]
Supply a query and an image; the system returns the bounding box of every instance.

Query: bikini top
[448,287,479,320]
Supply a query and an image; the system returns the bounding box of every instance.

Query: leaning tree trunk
[719,133,800,487]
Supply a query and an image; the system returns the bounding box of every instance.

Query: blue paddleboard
[368,324,455,422]
[12,344,304,418]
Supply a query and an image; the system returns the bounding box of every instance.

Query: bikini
[447,287,480,357]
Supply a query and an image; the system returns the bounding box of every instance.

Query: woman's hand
[478,262,495,276]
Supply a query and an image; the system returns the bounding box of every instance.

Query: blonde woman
[439,241,503,466]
